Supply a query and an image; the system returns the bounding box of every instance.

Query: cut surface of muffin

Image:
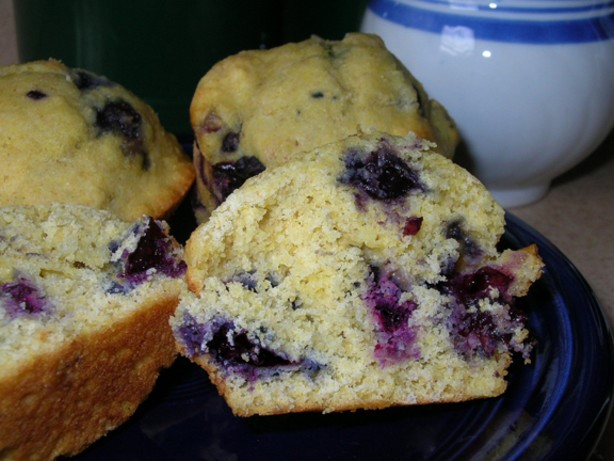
[0,204,187,460]
[171,132,542,417]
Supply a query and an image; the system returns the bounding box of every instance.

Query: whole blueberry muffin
[171,132,543,416]
[190,33,459,221]
[0,204,187,460]
[0,60,195,221]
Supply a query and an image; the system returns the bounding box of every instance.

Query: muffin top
[189,33,458,219]
[191,33,458,164]
[0,60,195,220]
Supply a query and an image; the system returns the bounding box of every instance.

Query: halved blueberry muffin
[0,60,195,221]
[171,132,542,416]
[189,33,458,221]
[0,204,186,460]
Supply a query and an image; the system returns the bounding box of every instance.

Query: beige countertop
[1,0,613,458]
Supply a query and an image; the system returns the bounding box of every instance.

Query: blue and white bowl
[362,0,614,206]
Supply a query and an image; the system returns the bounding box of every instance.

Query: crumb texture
[0,204,186,460]
[171,132,543,417]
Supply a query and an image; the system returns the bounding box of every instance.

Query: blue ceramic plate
[74,212,614,461]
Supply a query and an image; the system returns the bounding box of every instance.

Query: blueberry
[449,305,500,357]
[112,217,186,287]
[96,99,141,139]
[363,266,420,364]
[221,131,240,153]
[340,143,422,201]
[1,274,53,319]
[208,322,292,368]
[177,315,322,380]
[228,271,258,291]
[443,266,530,359]
[124,217,186,278]
[403,216,423,236]
[364,266,417,332]
[71,70,113,91]
[95,99,150,169]
[176,313,210,357]
[212,156,265,201]
[26,90,47,100]
[302,358,324,378]
[106,281,129,295]
[226,271,279,292]
[440,255,460,278]
[451,266,513,306]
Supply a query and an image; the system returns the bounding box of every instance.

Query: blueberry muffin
[0,60,195,221]
[171,132,543,417]
[0,204,187,460]
[190,33,459,220]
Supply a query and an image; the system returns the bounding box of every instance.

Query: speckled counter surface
[1,0,612,457]
[511,131,613,333]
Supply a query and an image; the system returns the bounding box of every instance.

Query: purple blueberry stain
[95,99,150,170]
[445,220,482,260]
[226,271,279,292]
[176,313,210,357]
[176,314,321,381]
[228,271,259,291]
[1,274,54,319]
[363,266,420,365]
[450,266,513,307]
[448,300,532,360]
[110,217,186,290]
[301,358,325,379]
[174,313,211,357]
[440,254,461,278]
[208,321,293,369]
[212,156,265,202]
[448,304,501,357]
[339,141,423,202]
[441,265,532,359]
